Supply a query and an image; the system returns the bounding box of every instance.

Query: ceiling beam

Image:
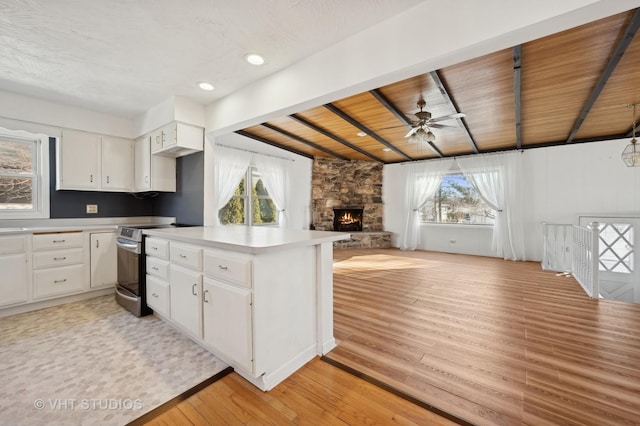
[260,123,351,161]
[369,89,444,158]
[429,71,479,154]
[288,114,384,162]
[566,7,640,144]
[234,130,314,159]
[323,103,412,161]
[513,45,522,150]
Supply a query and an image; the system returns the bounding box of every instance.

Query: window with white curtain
[420,173,496,225]
[218,167,278,226]
[0,129,49,219]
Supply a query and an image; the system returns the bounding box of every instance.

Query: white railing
[572,222,600,298]
[541,223,573,272]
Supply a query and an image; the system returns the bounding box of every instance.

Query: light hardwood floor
[327,248,640,426]
[141,357,456,425]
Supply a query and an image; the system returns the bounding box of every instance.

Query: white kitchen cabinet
[32,232,84,300]
[203,277,253,372]
[57,129,133,192]
[90,231,117,289]
[170,264,202,339]
[134,136,176,192]
[151,121,203,157]
[146,274,170,317]
[101,136,133,191]
[0,235,28,307]
[57,129,101,190]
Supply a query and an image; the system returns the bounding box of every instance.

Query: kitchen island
[143,226,350,391]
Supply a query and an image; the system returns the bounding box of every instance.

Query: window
[218,167,278,226]
[0,129,49,219]
[420,173,495,225]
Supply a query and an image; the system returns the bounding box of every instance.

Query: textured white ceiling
[0,0,424,118]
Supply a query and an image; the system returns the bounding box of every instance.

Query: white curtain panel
[400,159,455,250]
[213,145,252,225]
[456,151,526,261]
[253,155,290,228]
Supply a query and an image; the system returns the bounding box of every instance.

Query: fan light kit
[405,98,465,144]
[622,103,640,167]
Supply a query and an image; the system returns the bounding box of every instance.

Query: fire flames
[339,212,360,225]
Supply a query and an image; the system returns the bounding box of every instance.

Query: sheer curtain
[400,159,455,250]
[253,155,290,228]
[456,151,526,260]
[212,145,252,225]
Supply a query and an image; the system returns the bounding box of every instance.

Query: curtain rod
[215,143,295,162]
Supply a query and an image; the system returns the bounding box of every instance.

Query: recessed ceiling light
[382,148,392,152]
[244,53,265,66]
[356,131,367,137]
[197,81,214,91]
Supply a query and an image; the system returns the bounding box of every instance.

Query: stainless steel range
[115,225,179,316]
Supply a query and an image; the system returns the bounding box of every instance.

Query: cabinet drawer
[33,232,83,250]
[146,275,170,317]
[203,250,252,288]
[146,256,170,280]
[33,264,84,299]
[33,248,83,269]
[170,242,202,270]
[0,235,27,254]
[145,237,169,259]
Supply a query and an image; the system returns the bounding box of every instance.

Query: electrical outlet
[86,204,98,214]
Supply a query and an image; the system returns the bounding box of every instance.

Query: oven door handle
[115,286,139,302]
[116,238,141,254]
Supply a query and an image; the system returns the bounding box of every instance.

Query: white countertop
[143,226,351,254]
[0,217,176,235]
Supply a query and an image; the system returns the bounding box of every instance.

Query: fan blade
[429,123,457,129]
[405,127,419,138]
[378,124,410,130]
[430,112,466,122]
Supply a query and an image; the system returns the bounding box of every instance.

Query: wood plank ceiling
[238,9,640,164]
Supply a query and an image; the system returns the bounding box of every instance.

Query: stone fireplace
[312,157,390,248]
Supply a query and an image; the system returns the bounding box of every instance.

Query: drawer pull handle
[192,284,198,296]
[53,239,66,243]
[218,265,228,270]
[180,254,187,258]
[54,279,67,284]
[152,266,159,271]
[152,293,159,298]
[203,289,209,303]
[151,246,158,250]
[53,257,67,261]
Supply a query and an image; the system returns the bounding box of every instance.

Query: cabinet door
[170,265,203,339]
[90,232,117,288]
[102,136,133,191]
[58,129,101,190]
[162,122,177,148]
[150,128,164,153]
[134,136,151,191]
[203,277,253,372]
[0,252,28,307]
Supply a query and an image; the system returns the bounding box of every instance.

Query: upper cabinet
[151,121,203,157]
[57,129,133,192]
[134,136,176,192]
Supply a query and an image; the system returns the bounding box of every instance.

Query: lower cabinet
[169,264,203,339]
[146,275,170,317]
[90,231,117,289]
[203,277,253,372]
[33,264,84,299]
[32,232,84,300]
[0,235,28,307]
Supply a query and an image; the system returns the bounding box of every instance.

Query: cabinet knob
[152,266,159,271]
[53,257,66,261]
[152,293,159,298]
[180,254,187,258]
[90,174,93,183]
[54,279,67,284]
[218,265,228,270]
[53,239,65,243]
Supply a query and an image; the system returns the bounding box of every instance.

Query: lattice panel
[598,223,634,273]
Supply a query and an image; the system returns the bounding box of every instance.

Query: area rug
[0,295,228,426]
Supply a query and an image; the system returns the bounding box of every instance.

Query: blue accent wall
[49,138,154,218]
[151,152,204,226]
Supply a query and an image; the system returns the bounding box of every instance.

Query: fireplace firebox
[333,208,363,232]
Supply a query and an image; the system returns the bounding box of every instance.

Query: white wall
[202,132,312,230]
[384,138,640,260]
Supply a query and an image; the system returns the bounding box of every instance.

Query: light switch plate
[86,204,98,214]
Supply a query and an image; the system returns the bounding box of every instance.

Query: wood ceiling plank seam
[260,123,350,161]
[234,130,314,159]
[565,7,640,144]
[369,89,444,158]
[513,45,523,150]
[323,103,413,161]
[288,114,384,163]
[429,71,479,154]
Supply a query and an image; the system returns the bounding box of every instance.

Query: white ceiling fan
[404,99,465,142]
